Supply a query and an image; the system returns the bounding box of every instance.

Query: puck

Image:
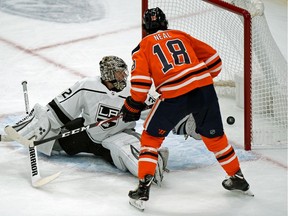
[226,116,235,125]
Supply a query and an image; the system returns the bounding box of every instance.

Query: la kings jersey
[47,76,136,143]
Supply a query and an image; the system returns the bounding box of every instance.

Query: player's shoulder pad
[77,76,110,95]
[132,44,140,55]
[78,76,100,88]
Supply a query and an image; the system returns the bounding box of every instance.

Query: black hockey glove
[121,96,146,122]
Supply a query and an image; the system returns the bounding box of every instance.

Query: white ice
[0,0,287,216]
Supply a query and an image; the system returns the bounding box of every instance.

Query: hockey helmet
[143,7,168,34]
[99,56,128,91]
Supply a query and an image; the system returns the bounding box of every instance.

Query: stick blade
[32,171,61,187]
[4,126,33,147]
[0,134,14,142]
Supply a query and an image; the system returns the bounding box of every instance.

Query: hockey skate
[222,169,254,196]
[129,174,154,211]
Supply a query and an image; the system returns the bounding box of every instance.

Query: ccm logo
[62,125,90,137]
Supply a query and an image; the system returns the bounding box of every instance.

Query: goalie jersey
[47,76,138,143]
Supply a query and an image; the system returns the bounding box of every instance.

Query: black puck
[226,116,235,125]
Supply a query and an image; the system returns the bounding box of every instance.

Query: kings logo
[96,104,119,130]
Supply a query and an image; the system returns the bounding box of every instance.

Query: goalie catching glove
[121,96,146,122]
[11,103,51,140]
[7,103,61,155]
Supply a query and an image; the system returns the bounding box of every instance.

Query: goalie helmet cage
[141,0,287,150]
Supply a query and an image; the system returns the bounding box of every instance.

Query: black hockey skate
[222,169,254,196]
[128,175,154,211]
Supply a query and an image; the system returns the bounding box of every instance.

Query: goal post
[141,0,287,150]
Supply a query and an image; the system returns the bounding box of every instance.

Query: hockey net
[142,0,287,150]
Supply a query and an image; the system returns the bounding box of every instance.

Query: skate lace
[224,173,244,186]
[235,174,244,180]
[225,172,244,180]
[140,175,154,188]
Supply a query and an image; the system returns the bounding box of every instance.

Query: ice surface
[0,0,286,215]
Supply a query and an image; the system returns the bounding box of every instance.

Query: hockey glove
[121,96,145,122]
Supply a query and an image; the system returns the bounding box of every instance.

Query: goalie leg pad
[102,131,140,177]
[102,131,169,185]
[153,147,169,186]
[172,114,201,140]
[36,129,60,156]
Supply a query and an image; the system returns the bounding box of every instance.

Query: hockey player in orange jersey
[120,7,253,210]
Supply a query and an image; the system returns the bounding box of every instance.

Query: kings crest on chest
[96,104,120,130]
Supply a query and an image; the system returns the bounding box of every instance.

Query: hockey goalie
[6,56,172,185]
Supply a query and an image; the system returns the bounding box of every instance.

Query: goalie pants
[57,118,142,177]
[139,84,240,178]
[58,118,113,164]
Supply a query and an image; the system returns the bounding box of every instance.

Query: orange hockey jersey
[130,29,222,103]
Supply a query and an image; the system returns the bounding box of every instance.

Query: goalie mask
[99,56,128,91]
[143,7,168,34]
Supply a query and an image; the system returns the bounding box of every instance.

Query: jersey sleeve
[189,35,222,78]
[47,79,86,125]
[130,44,153,103]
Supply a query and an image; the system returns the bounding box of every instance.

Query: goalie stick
[5,103,154,148]
[0,134,13,142]
[5,115,122,148]
[20,81,60,187]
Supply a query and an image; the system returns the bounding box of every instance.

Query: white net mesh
[145,0,287,147]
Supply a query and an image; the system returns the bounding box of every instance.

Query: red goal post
[141,0,287,150]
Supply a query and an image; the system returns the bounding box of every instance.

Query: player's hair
[99,56,128,91]
[142,7,168,34]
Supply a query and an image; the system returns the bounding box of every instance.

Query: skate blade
[243,189,254,196]
[230,189,254,197]
[129,198,146,211]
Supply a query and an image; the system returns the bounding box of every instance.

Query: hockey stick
[5,114,122,148]
[22,81,30,114]
[21,81,60,187]
[0,134,13,142]
[5,103,154,148]
[0,81,32,143]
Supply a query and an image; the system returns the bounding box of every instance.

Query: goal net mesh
[143,0,287,148]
